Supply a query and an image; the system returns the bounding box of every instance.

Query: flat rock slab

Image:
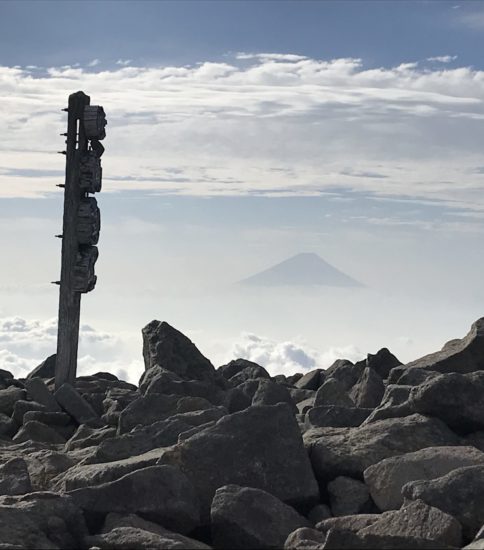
[68,465,200,535]
[51,447,167,491]
[211,484,310,549]
[159,403,320,523]
[304,413,461,482]
[55,383,102,427]
[364,445,484,511]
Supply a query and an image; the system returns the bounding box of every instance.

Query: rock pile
[0,318,483,548]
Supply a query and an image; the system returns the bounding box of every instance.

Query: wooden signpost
[54,91,107,389]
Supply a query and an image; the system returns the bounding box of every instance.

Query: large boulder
[68,465,200,535]
[362,384,414,424]
[284,527,326,549]
[210,484,310,549]
[54,383,102,427]
[26,354,56,380]
[402,464,484,541]
[23,378,61,412]
[349,368,384,409]
[364,445,484,511]
[158,403,320,523]
[142,320,216,381]
[314,378,354,408]
[295,369,324,391]
[323,360,365,391]
[251,379,298,413]
[364,348,402,380]
[357,499,462,548]
[409,371,484,433]
[0,492,87,549]
[0,458,31,496]
[118,393,180,434]
[0,386,26,416]
[404,317,484,374]
[304,413,461,482]
[218,359,270,384]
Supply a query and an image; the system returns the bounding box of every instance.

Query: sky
[1,0,484,383]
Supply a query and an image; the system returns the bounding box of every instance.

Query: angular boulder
[68,465,200,535]
[404,317,484,374]
[306,406,372,429]
[304,413,461,482]
[402,464,484,541]
[158,403,320,523]
[211,484,310,549]
[327,476,372,516]
[349,367,384,409]
[364,445,484,511]
[142,320,216,381]
[409,372,484,433]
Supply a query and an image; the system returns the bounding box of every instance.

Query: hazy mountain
[239,252,364,287]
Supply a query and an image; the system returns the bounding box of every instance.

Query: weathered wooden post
[54,91,107,389]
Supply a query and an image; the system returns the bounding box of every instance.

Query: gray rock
[51,447,166,491]
[297,397,316,415]
[295,370,324,391]
[284,527,326,549]
[306,406,372,428]
[13,420,66,444]
[327,476,372,516]
[322,528,456,549]
[357,499,462,548]
[65,424,117,451]
[290,388,316,404]
[68,465,200,534]
[218,358,270,382]
[388,366,441,386]
[0,386,26,416]
[87,526,211,549]
[304,413,461,482]
[211,484,310,549]
[365,348,402,379]
[23,378,61,412]
[23,410,71,427]
[12,400,46,425]
[364,445,484,511]
[314,378,354,408]
[0,492,87,549]
[229,364,271,386]
[402,464,484,540]
[252,379,298,413]
[22,449,75,491]
[118,393,180,434]
[362,384,414,424]
[316,514,380,534]
[409,371,484,433]
[26,354,56,380]
[0,458,31,495]
[404,317,484,374]
[159,403,320,523]
[99,408,226,461]
[0,412,16,437]
[349,367,384,409]
[323,360,365,391]
[55,383,102,427]
[142,320,216,381]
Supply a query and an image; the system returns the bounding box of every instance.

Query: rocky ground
[0,318,483,548]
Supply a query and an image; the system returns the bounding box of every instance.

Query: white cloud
[88,58,100,67]
[227,331,363,376]
[426,55,457,63]
[0,316,142,382]
[116,59,132,66]
[1,54,484,213]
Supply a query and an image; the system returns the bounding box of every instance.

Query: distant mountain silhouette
[239,253,363,287]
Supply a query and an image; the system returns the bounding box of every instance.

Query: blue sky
[2,1,484,69]
[1,0,484,381]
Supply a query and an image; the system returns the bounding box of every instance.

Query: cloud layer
[1,53,484,213]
